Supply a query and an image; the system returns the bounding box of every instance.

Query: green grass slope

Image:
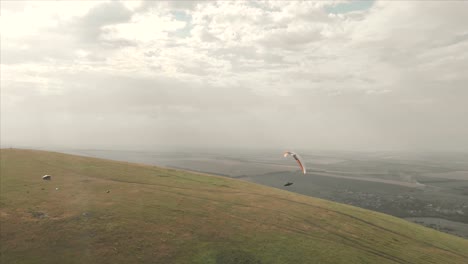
[1,149,467,264]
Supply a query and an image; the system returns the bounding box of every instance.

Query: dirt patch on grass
[0,209,11,219]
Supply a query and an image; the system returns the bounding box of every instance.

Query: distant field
[423,171,468,180]
[405,217,468,238]
[1,149,468,263]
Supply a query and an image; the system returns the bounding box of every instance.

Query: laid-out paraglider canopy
[283,151,306,174]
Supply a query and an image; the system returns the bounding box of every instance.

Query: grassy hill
[1,149,467,264]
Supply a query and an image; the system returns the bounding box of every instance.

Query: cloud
[2,1,467,151]
[72,1,133,42]
[101,9,186,43]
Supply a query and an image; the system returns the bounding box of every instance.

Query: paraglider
[283,151,306,174]
[284,182,294,187]
[42,175,51,180]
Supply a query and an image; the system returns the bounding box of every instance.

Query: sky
[1,0,467,152]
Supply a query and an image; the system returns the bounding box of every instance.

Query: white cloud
[2,0,467,151]
[102,11,186,42]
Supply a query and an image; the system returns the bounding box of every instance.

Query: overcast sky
[1,0,467,152]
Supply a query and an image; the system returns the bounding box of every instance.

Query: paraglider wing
[283,151,306,174]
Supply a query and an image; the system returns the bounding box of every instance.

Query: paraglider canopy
[42,175,51,180]
[283,151,306,174]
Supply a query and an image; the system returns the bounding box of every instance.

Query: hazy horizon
[2,1,467,152]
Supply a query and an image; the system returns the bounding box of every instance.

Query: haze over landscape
[2,0,468,151]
